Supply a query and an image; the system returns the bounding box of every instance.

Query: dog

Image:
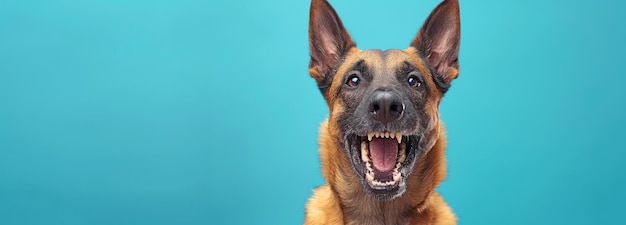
[303,0,461,224]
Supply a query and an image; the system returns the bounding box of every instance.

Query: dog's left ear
[411,0,460,88]
[309,0,356,93]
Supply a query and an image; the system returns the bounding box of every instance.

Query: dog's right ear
[309,0,356,93]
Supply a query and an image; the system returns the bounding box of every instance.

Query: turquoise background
[1,0,625,224]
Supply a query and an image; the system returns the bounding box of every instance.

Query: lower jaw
[360,160,409,200]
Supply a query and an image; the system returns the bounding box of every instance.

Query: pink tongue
[369,137,398,172]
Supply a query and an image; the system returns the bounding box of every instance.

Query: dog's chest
[345,218,410,225]
[344,210,412,225]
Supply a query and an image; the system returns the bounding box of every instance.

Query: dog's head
[308,0,460,200]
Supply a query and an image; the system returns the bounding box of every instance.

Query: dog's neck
[318,120,449,225]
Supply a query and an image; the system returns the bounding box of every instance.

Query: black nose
[368,91,404,124]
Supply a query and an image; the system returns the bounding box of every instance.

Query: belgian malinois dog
[304,0,460,224]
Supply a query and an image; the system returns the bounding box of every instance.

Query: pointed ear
[309,0,356,92]
[411,0,460,87]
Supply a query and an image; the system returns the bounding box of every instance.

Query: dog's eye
[408,75,421,88]
[346,73,361,88]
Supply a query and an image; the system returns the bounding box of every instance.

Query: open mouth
[362,132,404,187]
[349,131,420,198]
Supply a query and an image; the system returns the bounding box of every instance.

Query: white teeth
[366,132,403,140]
[371,180,394,186]
[368,169,402,187]
[368,132,389,139]
[398,143,406,163]
[361,141,369,162]
[393,172,401,182]
[366,162,373,172]
[366,171,374,182]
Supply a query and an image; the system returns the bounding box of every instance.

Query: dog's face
[308,0,460,200]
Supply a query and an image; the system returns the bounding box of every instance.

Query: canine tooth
[396,134,402,143]
[393,172,401,182]
[368,133,374,141]
[366,173,374,182]
[361,142,369,162]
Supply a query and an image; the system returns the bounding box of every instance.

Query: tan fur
[304,1,460,224]
[305,121,455,225]
[304,49,456,225]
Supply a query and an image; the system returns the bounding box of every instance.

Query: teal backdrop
[1,0,625,224]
